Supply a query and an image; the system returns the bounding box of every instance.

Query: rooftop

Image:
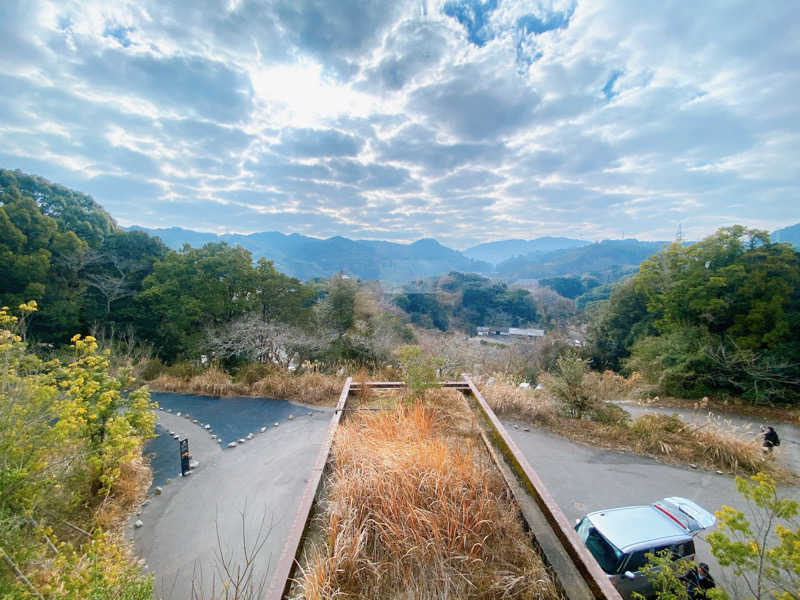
[587,505,689,553]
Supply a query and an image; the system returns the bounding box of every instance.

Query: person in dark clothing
[684,562,716,599]
[762,426,780,454]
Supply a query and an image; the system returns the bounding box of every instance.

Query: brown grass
[252,371,343,405]
[149,368,344,405]
[291,398,561,600]
[480,380,789,480]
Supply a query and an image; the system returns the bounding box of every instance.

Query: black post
[179,438,190,476]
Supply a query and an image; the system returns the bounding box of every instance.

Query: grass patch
[480,378,790,481]
[148,368,344,405]
[291,391,561,600]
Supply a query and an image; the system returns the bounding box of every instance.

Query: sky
[1,0,798,248]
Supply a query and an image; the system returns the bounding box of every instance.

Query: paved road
[616,400,800,475]
[130,407,332,600]
[502,420,799,597]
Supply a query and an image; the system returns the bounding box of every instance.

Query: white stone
[260,426,267,433]
[273,422,279,427]
[238,438,246,444]
[522,426,530,432]
[211,434,217,439]
[519,382,530,389]
[153,486,163,495]
[204,424,211,429]
[176,412,181,417]
[288,414,294,420]
[189,460,199,469]
[307,412,313,417]
[192,419,198,424]
[487,377,495,385]
[246,433,254,440]
[134,520,143,529]
[535,383,544,391]
[227,442,238,448]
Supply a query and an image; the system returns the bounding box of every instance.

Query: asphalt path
[615,401,800,475]
[502,419,799,598]
[129,407,332,600]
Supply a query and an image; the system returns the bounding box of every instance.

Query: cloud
[0,0,796,246]
[275,128,365,158]
[409,63,540,140]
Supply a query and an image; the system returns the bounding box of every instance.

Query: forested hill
[130,226,491,282]
[495,239,668,282]
[771,222,800,249]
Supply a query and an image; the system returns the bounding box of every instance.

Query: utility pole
[676,223,683,242]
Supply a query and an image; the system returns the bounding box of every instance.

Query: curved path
[130,407,332,600]
[615,400,800,475]
[502,419,799,597]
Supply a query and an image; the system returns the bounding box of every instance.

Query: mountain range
[129,226,669,283]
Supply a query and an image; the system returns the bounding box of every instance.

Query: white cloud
[0,0,797,248]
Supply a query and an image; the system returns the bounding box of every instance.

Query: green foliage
[314,273,358,334]
[633,550,696,600]
[539,275,600,300]
[540,351,598,419]
[707,473,799,600]
[393,272,538,332]
[0,303,153,598]
[588,227,800,402]
[396,345,443,398]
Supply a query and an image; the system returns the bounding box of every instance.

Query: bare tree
[205,313,332,368]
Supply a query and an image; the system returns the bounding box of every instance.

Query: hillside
[463,236,589,264]
[771,222,800,249]
[130,226,492,282]
[496,239,668,281]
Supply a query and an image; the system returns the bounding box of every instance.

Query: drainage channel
[265,377,621,600]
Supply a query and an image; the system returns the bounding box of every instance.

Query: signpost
[179,438,190,476]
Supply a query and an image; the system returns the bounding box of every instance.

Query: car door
[615,548,657,599]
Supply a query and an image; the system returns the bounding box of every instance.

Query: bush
[541,351,598,419]
[234,362,275,386]
[163,360,204,380]
[139,358,163,381]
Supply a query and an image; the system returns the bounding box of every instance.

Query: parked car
[575,497,716,599]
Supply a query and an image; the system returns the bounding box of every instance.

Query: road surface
[130,407,332,600]
[502,419,799,597]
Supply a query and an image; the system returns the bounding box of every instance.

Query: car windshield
[576,518,624,574]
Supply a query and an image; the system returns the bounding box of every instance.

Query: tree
[707,473,799,600]
[314,274,358,334]
[140,242,257,359]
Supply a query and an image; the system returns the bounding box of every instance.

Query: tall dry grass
[292,403,561,600]
[480,378,784,479]
[148,368,343,405]
[480,375,558,426]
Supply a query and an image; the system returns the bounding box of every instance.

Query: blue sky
[0,0,798,247]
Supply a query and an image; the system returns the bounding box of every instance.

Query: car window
[624,549,654,572]
[583,527,624,574]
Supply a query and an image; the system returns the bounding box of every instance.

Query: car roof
[586,505,691,553]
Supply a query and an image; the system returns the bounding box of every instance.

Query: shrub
[234,362,275,386]
[541,351,598,419]
[139,358,164,381]
[163,361,204,380]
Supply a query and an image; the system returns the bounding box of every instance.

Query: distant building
[508,327,545,338]
[477,326,544,339]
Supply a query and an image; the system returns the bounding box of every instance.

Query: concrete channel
[265,377,622,600]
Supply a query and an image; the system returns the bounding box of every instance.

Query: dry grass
[480,376,558,426]
[149,368,344,405]
[252,371,343,405]
[480,380,788,480]
[291,398,561,600]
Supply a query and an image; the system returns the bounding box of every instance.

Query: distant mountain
[129,226,491,282]
[771,223,800,249]
[495,239,668,282]
[463,236,589,264]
